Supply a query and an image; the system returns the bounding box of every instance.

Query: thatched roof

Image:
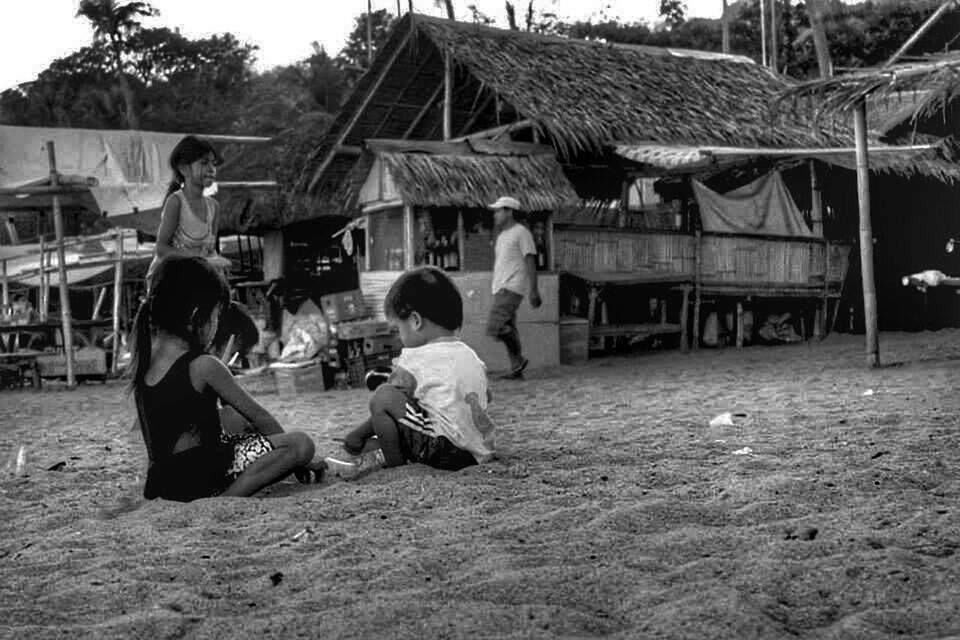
[295,13,855,210]
[780,53,960,125]
[349,139,577,213]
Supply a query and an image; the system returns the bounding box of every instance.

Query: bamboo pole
[680,285,690,351]
[770,0,778,72]
[91,287,107,319]
[736,301,744,348]
[47,141,76,387]
[721,0,730,54]
[403,205,415,270]
[760,0,768,68]
[853,102,879,367]
[693,229,702,351]
[111,227,124,375]
[443,49,453,140]
[1,258,7,310]
[885,0,959,67]
[39,234,48,321]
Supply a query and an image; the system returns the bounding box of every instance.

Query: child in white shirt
[326,267,496,478]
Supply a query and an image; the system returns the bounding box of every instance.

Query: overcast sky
[1,0,741,92]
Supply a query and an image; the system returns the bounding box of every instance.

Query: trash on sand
[47,461,66,472]
[6,446,27,476]
[709,412,749,427]
[732,447,754,456]
[291,527,313,542]
[862,389,875,396]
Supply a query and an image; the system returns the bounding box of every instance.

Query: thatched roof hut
[347,139,578,214]
[293,13,878,219]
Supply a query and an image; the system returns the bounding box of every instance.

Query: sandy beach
[3,330,960,639]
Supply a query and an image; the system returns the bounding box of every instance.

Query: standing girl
[146,136,230,285]
[131,256,320,501]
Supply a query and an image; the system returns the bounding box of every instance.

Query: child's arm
[155,195,185,258]
[190,354,283,436]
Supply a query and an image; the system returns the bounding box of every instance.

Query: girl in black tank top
[130,256,322,501]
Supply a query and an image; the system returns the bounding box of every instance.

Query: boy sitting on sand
[326,266,496,478]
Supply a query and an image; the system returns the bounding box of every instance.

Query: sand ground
[2,330,960,639]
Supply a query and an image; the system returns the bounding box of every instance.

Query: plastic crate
[340,350,399,388]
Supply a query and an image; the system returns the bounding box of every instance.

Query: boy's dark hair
[128,256,230,391]
[384,266,463,331]
[166,135,222,199]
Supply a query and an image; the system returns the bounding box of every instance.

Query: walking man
[486,196,541,379]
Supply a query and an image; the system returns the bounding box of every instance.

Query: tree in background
[336,9,397,76]
[659,0,688,29]
[76,0,157,129]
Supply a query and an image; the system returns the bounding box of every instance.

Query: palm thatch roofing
[293,13,862,218]
[780,53,960,120]
[347,139,578,214]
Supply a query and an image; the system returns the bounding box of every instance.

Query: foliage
[658,0,688,29]
[336,9,397,75]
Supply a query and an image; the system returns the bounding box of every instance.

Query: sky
[1,0,735,92]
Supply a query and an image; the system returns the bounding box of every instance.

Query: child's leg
[343,417,375,455]
[368,384,415,467]
[221,431,315,497]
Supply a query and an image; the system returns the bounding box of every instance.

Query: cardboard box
[336,318,392,340]
[320,290,367,323]
[36,347,108,378]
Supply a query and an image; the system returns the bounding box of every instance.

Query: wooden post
[809,160,823,236]
[47,141,76,387]
[402,204,415,270]
[456,210,465,270]
[111,227,124,374]
[821,239,831,339]
[443,49,453,141]
[364,215,372,272]
[546,212,555,271]
[91,287,107,319]
[854,101,880,367]
[770,0,778,72]
[1,258,7,311]
[760,0,768,68]
[721,0,730,54]
[679,285,690,351]
[736,301,744,348]
[693,230,702,351]
[38,235,47,321]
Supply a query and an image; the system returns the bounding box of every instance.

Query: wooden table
[0,349,43,388]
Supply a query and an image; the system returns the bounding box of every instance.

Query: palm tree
[76,0,156,130]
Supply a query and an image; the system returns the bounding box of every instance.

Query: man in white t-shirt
[486,195,541,379]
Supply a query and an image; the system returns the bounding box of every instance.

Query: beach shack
[293,13,950,369]
[345,138,578,370]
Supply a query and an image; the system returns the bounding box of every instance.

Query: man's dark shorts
[486,289,523,337]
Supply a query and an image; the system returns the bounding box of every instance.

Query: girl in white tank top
[148,136,228,285]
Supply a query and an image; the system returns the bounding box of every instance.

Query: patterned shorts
[220,432,274,480]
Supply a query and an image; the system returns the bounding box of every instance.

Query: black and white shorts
[220,432,274,480]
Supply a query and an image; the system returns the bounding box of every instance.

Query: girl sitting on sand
[146,135,230,285]
[325,266,497,479]
[130,255,321,501]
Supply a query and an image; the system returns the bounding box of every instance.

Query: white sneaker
[323,448,386,480]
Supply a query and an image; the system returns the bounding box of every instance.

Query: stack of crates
[320,290,402,388]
